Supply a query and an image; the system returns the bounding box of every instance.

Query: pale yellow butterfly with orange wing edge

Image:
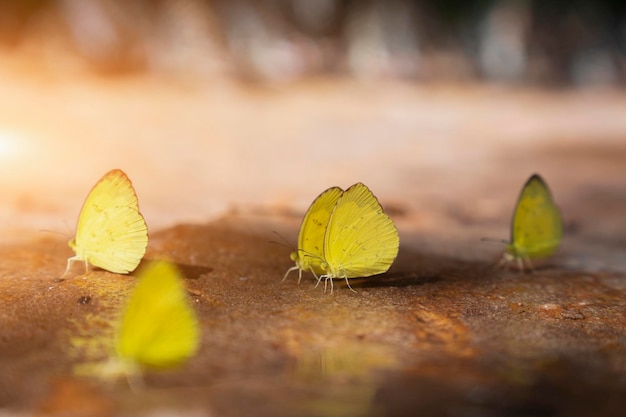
[285,183,399,293]
[65,169,148,275]
[498,173,563,271]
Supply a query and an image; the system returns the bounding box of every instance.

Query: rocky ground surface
[0,73,625,416]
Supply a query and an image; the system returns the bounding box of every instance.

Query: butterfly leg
[282,266,299,282]
[63,256,84,277]
[308,270,321,285]
[496,257,506,270]
[523,256,535,273]
[344,277,357,293]
[62,257,74,277]
[320,275,333,294]
[497,252,513,270]
[314,274,324,289]
[326,276,334,294]
[101,359,144,392]
[125,370,145,392]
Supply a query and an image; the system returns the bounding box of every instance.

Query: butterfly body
[66,169,148,275]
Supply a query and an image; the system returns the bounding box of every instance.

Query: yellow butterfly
[285,183,399,292]
[65,169,148,275]
[110,261,200,383]
[500,174,563,270]
[283,186,343,283]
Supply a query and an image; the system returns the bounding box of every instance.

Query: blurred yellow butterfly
[65,169,148,275]
[285,183,399,292]
[112,261,200,381]
[500,174,562,270]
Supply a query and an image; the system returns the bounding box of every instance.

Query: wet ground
[0,73,625,416]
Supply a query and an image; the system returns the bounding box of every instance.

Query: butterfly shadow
[351,248,494,291]
[354,271,442,289]
[133,259,213,280]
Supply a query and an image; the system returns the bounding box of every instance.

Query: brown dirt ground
[0,72,625,416]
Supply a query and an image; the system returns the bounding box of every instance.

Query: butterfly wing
[509,174,562,259]
[71,169,148,274]
[323,183,399,278]
[294,186,343,275]
[115,261,200,369]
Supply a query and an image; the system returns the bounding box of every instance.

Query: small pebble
[77,296,91,305]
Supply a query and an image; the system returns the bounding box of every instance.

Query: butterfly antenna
[39,229,72,238]
[40,219,74,238]
[297,249,325,266]
[480,237,509,245]
[270,231,294,249]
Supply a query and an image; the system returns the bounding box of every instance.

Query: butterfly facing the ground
[65,169,148,275]
[285,183,399,292]
[72,261,201,386]
[113,261,200,378]
[500,174,562,271]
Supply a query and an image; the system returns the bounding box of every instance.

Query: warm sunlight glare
[0,131,23,159]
